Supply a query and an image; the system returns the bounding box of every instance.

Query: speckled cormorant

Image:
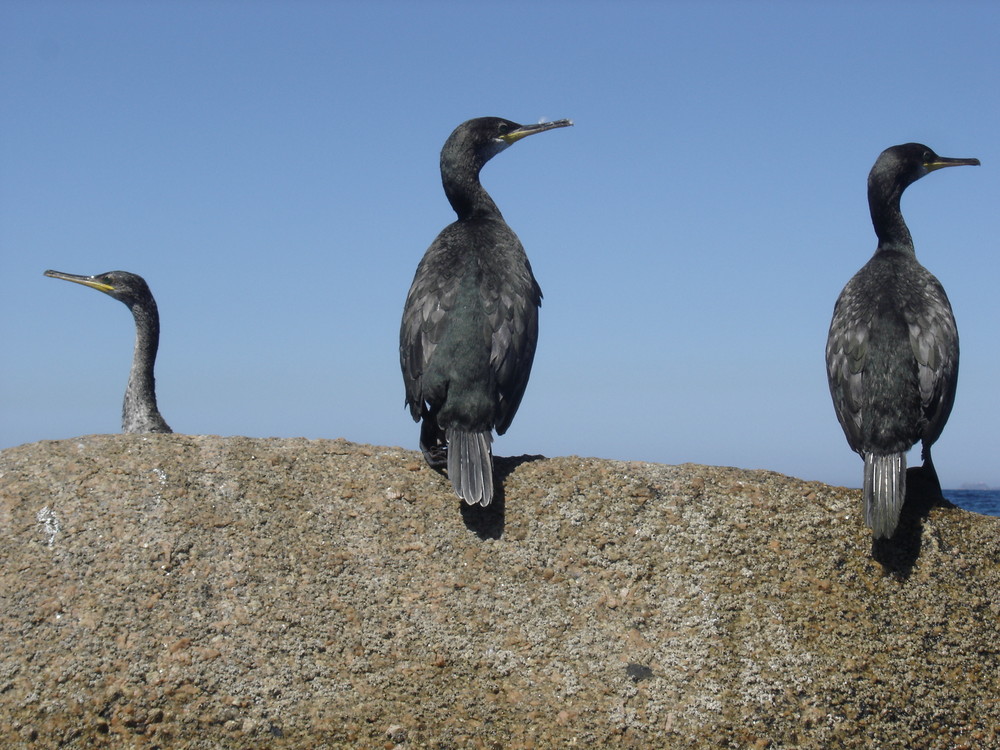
[400,117,572,506]
[825,143,979,538]
[45,269,172,434]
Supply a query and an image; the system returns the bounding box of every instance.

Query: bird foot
[420,443,448,472]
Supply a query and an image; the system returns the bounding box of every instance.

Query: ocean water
[943,489,1000,518]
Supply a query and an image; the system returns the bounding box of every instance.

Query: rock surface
[1,435,998,749]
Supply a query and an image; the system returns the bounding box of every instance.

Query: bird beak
[44,270,116,293]
[925,155,981,172]
[499,119,574,145]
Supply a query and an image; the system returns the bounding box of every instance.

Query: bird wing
[825,281,869,451]
[905,277,959,444]
[399,249,462,421]
[486,261,542,435]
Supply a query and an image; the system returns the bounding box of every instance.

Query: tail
[446,428,494,506]
[863,452,906,539]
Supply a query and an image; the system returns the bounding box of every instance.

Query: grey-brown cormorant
[400,117,572,506]
[825,143,979,538]
[45,269,172,434]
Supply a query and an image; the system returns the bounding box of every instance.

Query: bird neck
[443,174,502,219]
[441,153,502,220]
[869,180,914,253]
[122,301,166,432]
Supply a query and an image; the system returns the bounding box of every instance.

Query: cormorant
[45,269,172,434]
[825,143,979,538]
[400,117,572,506]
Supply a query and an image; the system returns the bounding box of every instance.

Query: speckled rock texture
[1,435,998,749]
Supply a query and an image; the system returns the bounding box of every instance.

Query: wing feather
[400,238,462,420]
[826,279,870,450]
[905,276,959,444]
[487,258,541,434]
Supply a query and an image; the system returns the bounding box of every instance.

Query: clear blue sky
[2,1,998,489]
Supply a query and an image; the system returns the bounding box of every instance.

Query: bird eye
[497,123,509,136]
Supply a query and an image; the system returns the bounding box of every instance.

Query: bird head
[870,143,980,194]
[44,269,154,308]
[442,117,573,174]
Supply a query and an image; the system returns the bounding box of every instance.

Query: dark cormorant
[44,269,172,434]
[825,143,979,538]
[400,117,572,506]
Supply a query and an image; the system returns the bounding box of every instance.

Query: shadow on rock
[872,462,956,578]
[459,454,546,540]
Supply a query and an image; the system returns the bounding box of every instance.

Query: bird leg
[920,443,944,499]
[420,418,449,472]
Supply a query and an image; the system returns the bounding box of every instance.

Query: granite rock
[1,435,998,748]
